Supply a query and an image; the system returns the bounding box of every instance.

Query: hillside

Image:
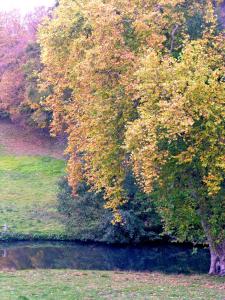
[0,120,64,158]
[0,120,66,240]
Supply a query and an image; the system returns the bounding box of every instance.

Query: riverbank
[0,270,224,299]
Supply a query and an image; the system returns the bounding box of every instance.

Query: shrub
[57,176,162,244]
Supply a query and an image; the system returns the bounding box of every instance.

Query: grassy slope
[0,270,224,300]
[0,121,66,239]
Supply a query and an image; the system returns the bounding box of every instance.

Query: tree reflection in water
[0,242,209,274]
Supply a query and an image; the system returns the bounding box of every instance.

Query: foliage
[22,42,52,128]
[57,176,161,243]
[39,0,192,218]
[0,9,49,125]
[126,36,225,242]
[125,13,225,273]
[39,0,225,274]
[38,0,224,213]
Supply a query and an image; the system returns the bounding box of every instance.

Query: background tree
[0,8,49,124]
[0,12,28,120]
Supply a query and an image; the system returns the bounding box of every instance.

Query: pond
[0,241,209,274]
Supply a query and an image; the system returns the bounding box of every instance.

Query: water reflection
[0,242,209,274]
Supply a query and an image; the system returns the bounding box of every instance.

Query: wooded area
[0,0,224,276]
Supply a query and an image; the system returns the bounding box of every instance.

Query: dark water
[0,241,210,274]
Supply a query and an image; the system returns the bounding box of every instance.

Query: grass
[0,121,67,240]
[0,270,223,300]
[0,154,66,239]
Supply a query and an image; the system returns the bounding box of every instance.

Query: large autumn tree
[125,3,225,275]
[39,0,190,217]
[39,0,225,274]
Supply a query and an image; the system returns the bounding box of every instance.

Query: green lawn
[0,270,224,300]
[0,154,66,239]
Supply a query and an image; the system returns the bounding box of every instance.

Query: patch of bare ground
[0,119,65,158]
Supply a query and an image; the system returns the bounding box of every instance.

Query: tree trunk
[199,202,225,276]
[202,218,225,276]
[209,249,219,275]
[208,242,225,276]
[218,241,225,276]
[220,255,225,276]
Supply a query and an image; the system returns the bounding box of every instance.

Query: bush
[57,176,162,244]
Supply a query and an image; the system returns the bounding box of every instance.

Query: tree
[39,0,225,274]
[0,9,48,123]
[39,0,189,219]
[0,12,28,120]
[22,41,52,128]
[126,35,225,275]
